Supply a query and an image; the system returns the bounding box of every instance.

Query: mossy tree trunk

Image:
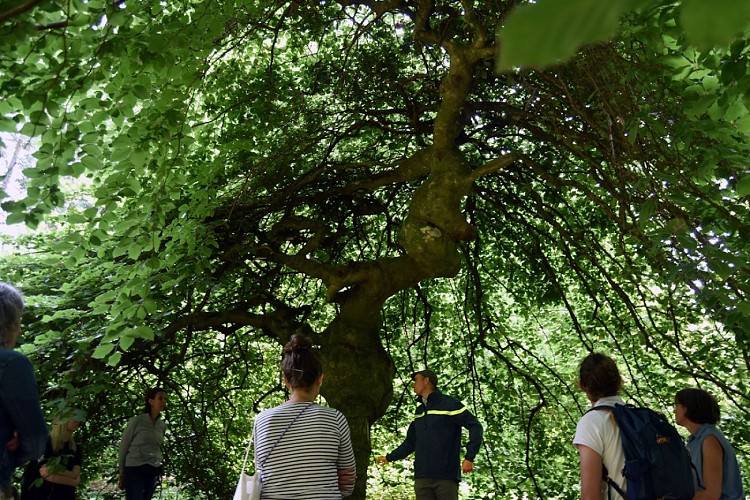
[313,35,515,498]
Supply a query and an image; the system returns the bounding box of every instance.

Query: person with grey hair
[0,282,48,500]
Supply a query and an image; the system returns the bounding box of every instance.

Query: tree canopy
[1,0,750,497]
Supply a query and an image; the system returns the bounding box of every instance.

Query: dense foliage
[1,0,750,497]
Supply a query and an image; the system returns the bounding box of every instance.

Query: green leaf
[736,175,750,197]
[0,117,17,133]
[497,0,630,71]
[4,212,26,225]
[736,114,750,133]
[119,335,135,351]
[82,144,102,157]
[133,325,154,340]
[71,246,85,261]
[132,85,150,99]
[128,243,142,260]
[92,343,115,359]
[112,244,128,258]
[67,213,87,224]
[143,300,158,314]
[702,75,720,91]
[81,155,100,169]
[681,0,750,49]
[725,99,748,121]
[684,95,716,118]
[107,352,122,366]
[712,260,734,280]
[19,121,39,136]
[639,198,656,227]
[112,145,132,162]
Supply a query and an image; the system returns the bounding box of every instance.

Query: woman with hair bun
[675,388,744,499]
[572,352,627,499]
[252,334,356,498]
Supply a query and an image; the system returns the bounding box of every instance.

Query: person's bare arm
[693,435,723,500]
[577,444,604,500]
[337,467,355,488]
[40,464,81,487]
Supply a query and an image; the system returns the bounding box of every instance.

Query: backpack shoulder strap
[587,405,619,426]
[606,477,626,499]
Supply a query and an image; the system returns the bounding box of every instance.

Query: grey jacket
[119,413,165,469]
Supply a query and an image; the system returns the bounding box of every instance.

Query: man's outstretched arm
[377,421,416,464]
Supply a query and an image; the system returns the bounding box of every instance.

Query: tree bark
[320,316,395,499]
[316,143,481,498]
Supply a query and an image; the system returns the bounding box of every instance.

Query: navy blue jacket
[0,349,48,490]
[386,389,483,482]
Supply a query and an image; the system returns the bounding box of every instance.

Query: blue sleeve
[0,355,48,464]
[458,409,483,461]
[386,421,416,462]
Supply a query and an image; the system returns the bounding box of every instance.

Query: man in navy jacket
[0,282,48,500]
[377,369,483,500]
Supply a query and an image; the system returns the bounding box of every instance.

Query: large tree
[2,0,750,497]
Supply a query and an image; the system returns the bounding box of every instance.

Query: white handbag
[233,468,261,500]
[233,430,260,500]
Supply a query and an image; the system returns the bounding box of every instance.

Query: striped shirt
[253,402,356,499]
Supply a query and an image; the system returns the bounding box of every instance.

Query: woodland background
[1,0,750,498]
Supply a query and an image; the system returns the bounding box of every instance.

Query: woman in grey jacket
[118,387,167,500]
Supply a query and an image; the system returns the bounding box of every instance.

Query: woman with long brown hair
[118,387,167,500]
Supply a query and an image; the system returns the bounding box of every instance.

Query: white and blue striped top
[253,402,356,499]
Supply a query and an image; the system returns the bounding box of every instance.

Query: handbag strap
[239,433,254,475]
[240,402,313,474]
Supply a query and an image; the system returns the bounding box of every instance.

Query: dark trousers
[415,478,459,500]
[124,464,161,500]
